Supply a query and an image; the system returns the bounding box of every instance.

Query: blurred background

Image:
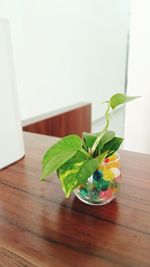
[0,0,149,154]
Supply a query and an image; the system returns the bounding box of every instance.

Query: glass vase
[74,153,121,205]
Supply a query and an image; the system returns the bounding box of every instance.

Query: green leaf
[101,137,124,157]
[83,132,98,148]
[78,158,99,185]
[82,138,88,152]
[41,135,82,180]
[97,131,115,152]
[109,93,140,110]
[58,151,89,197]
[58,151,99,197]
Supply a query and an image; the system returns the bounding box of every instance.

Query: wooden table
[0,132,150,267]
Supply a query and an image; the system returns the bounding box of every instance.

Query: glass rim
[101,152,120,165]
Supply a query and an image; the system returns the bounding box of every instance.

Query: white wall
[0,0,130,122]
[124,0,150,154]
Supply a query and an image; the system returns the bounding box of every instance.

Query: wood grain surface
[23,103,91,138]
[0,132,150,267]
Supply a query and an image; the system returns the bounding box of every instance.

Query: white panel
[0,18,24,169]
[124,0,150,154]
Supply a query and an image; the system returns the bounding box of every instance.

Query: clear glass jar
[74,153,121,205]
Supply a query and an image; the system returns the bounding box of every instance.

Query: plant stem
[103,101,111,132]
[91,101,111,155]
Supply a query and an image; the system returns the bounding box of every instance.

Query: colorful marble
[74,153,121,205]
[103,169,114,181]
[93,170,103,181]
[100,189,112,199]
[110,167,121,177]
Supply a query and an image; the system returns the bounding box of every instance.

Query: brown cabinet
[23,102,91,137]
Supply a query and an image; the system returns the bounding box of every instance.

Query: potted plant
[40,93,139,205]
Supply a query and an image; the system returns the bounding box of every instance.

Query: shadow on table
[40,195,119,266]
